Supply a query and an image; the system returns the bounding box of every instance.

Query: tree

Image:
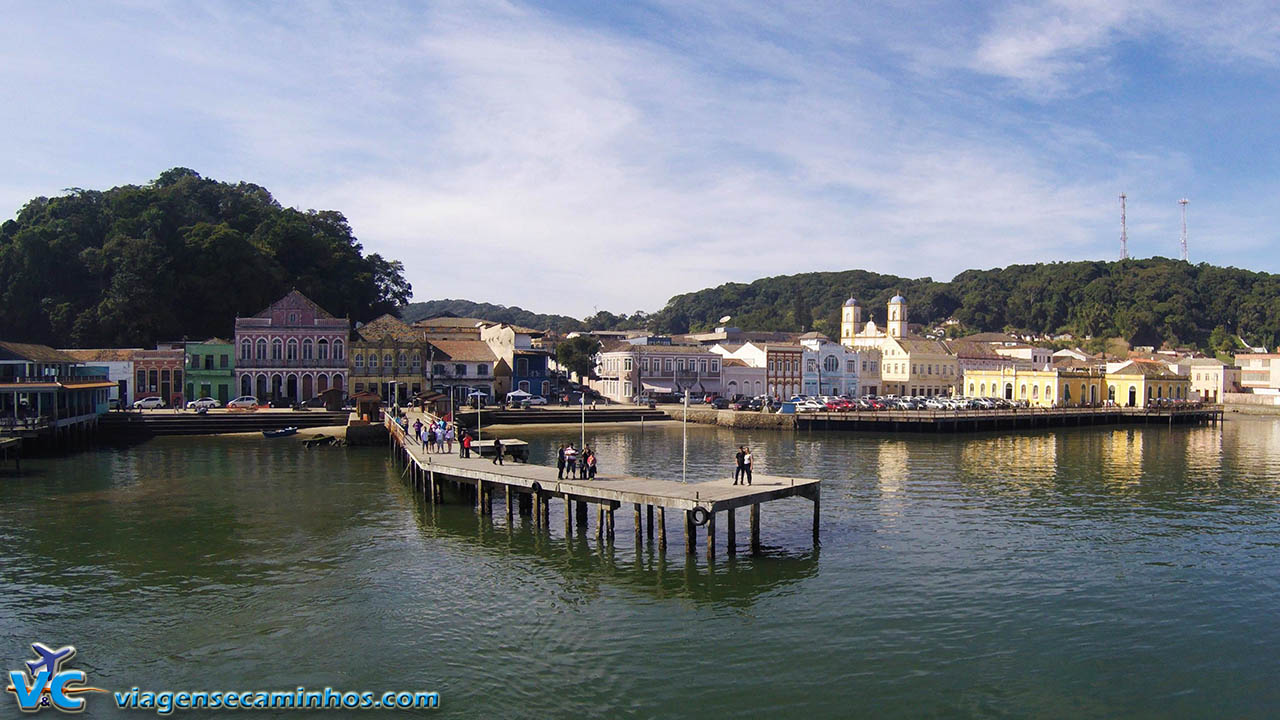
[556,336,601,381]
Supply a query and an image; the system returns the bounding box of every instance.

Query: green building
[185,338,235,405]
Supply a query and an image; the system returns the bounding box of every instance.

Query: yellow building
[1105,361,1190,408]
[964,367,1105,407]
[842,293,958,396]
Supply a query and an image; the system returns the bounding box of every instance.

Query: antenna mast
[1119,193,1128,260]
[1179,198,1189,262]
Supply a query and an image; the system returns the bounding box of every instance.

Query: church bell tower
[887,292,908,338]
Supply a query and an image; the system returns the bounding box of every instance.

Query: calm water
[2,419,1280,718]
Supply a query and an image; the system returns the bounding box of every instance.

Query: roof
[428,340,498,363]
[412,316,491,328]
[600,343,717,355]
[961,332,1021,343]
[60,348,141,362]
[843,296,859,307]
[0,342,80,364]
[255,289,334,319]
[798,331,830,340]
[357,314,420,343]
[190,337,231,346]
[945,340,1003,359]
[890,294,906,303]
[894,337,952,355]
[722,358,750,368]
[1109,361,1185,379]
[762,343,803,353]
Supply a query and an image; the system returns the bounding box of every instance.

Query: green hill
[0,168,411,347]
[646,259,1280,352]
[399,299,584,333]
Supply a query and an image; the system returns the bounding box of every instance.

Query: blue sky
[4,1,1279,316]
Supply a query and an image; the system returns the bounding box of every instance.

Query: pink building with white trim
[234,290,350,403]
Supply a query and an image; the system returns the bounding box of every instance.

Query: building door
[1128,386,1136,407]
[218,384,230,404]
[117,379,128,406]
[286,375,298,401]
[1004,383,1013,400]
[160,380,171,405]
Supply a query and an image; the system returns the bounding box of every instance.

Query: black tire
[531,481,542,494]
[691,506,710,526]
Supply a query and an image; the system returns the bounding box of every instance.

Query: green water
[2,419,1279,718]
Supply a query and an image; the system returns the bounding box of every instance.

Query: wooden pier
[0,437,19,471]
[386,415,820,560]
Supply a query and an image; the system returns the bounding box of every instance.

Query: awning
[642,382,674,393]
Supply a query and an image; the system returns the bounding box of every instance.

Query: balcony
[236,358,348,369]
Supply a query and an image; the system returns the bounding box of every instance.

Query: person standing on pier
[742,446,753,485]
[491,437,504,465]
[444,424,455,454]
[565,444,577,477]
[587,449,597,479]
[412,418,423,445]
[461,431,472,458]
[733,446,746,484]
[557,444,567,479]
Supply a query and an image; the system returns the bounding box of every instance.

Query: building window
[334,340,344,360]
[241,340,251,360]
[823,356,838,373]
[398,352,408,369]
[256,338,267,360]
[288,312,298,324]
[303,339,314,360]
[204,355,213,370]
[355,382,364,392]
[368,354,378,370]
[355,353,364,369]
[318,339,329,360]
[624,358,633,371]
[272,338,283,360]
[711,360,718,373]
[287,339,298,360]
[220,354,228,368]
[477,364,489,376]
[455,364,467,376]
[383,353,393,370]
[412,354,421,371]
[665,358,673,372]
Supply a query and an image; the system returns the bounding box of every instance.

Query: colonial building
[594,343,722,403]
[1177,357,1239,403]
[425,340,498,406]
[843,293,958,396]
[412,316,488,341]
[350,314,433,405]
[1106,361,1191,408]
[799,332,865,396]
[1234,353,1280,394]
[133,348,186,406]
[185,338,235,405]
[480,323,552,399]
[711,341,803,400]
[965,367,1106,407]
[234,290,349,403]
[720,358,767,399]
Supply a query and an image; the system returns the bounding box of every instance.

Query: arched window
[271,338,283,360]
[1044,384,1052,400]
[354,353,364,369]
[333,339,344,360]
[398,352,407,369]
[287,339,298,360]
[302,339,314,360]
[1021,384,1027,398]
[412,354,421,371]
[1108,385,1116,401]
[368,353,379,370]
[256,338,268,360]
[317,339,329,360]
[383,353,393,369]
[979,383,985,395]
[969,383,975,395]
[1032,385,1039,399]
[823,356,839,373]
[241,339,251,360]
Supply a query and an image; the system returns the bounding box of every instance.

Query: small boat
[262,427,298,438]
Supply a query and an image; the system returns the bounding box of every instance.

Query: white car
[186,397,221,410]
[133,396,164,409]
[523,395,548,406]
[227,395,260,409]
[796,399,825,413]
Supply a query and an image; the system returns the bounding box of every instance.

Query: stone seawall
[664,407,796,430]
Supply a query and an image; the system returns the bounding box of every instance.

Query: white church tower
[840,295,862,345]
[887,292,908,338]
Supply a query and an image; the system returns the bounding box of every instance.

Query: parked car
[522,395,548,406]
[186,397,221,410]
[227,395,260,409]
[710,397,731,409]
[795,399,825,413]
[133,396,164,409]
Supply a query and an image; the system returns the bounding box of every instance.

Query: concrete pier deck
[387,415,820,560]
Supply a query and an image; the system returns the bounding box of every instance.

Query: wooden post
[657,506,666,552]
[597,505,604,540]
[633,503,642,546]
[685,510,695,556]
[475,479,484,514]
[576,500,587,528]
[727,508,736,555]
[542,496,550,527]
[646,504,654,542]
[750,502,761,555]
[564,496,572,536]
[505,486,513,521]
[812,487,820,546]
[606,505,615,542]
[428,470,436,505]
[706,510,716,561]
[533,491,542,528]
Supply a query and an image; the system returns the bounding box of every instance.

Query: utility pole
[1119,193,1128,260]
[1179,198,1189,262]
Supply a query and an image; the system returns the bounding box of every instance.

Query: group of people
[557,444,598,479]
[412,417,457,454]
[733,445,753,485]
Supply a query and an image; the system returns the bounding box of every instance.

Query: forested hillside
[399,299,584,333]
[646,259,1280,351]
[0,169,411,347]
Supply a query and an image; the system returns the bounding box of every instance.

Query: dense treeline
[0,168,411,347]
[646,259,1280,351]
[400,299,649,335]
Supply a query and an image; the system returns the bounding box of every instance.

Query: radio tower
[1179,198,1189,261]
[1119,193,1128,260]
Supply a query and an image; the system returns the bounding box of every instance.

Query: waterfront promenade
[387,412,820,560]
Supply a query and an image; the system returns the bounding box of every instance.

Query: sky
[4,0,1280,317]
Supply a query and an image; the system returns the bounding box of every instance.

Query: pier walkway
[386,414,820,560]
